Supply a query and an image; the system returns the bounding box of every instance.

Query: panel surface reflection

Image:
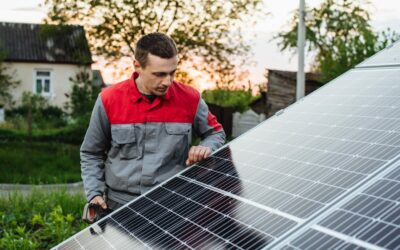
[55,67,400,249]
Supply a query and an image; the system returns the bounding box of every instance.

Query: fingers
[90,196,108,209]
[186,146,211,166]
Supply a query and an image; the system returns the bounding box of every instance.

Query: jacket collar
[129,72,173,103]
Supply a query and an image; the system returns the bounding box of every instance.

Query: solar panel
[283,161,400,250]
[356,41,400,68]
[53,46,400,249]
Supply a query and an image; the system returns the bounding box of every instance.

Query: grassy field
[0,141,81,184]
[0,190,86,249]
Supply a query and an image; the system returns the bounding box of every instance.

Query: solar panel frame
[356,41,400,68]
[280,157,400,250]
[53,48,400,250]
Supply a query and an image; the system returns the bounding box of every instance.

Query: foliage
[44,0,265,86]
[0,190,86,249]
[0,49,20,108]
[275,0,400,82]
[0,121,86,145]
[21,92,52,139]
[0,141,80,184]
[17,92,66,138]
[202,88,259,113]
[65,69,101,120]
[6,105,67,130]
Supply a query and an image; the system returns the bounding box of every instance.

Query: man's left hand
[186,146,212,166]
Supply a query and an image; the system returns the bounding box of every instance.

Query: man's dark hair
[135,32,177,68]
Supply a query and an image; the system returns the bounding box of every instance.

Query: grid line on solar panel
[283,110,400,124]
[63,217,152,250]
[287,227,376,250]
[191,146,394,223]
[110,203,196,249]
[126,177,272,247]
[158,180,276,248]
[280,159,400,250]
[209,151,372,198]
[187,161,322,203]
[256,128,400,161]
[340,194,398,221]
[192,159,345,205]
[266,119,400,148]
[239,134,394,163]
[177,174,303,225]
[160,177,295,236]
[165,181,300,248]
[294,102,400,111]
[220,144,380,180]
[216,147,370,183]
[183,165,322,220]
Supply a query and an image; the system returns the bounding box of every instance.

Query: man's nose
[161,75,173,86]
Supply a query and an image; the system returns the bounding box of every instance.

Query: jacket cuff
[199,141,218,152]
[87,192,103,203]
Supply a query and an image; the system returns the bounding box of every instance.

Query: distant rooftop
[267,69,322,84]
[0,22,92,65]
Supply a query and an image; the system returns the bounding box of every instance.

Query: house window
[35,71,51,96]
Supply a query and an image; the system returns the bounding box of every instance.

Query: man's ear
[133,59,142,72]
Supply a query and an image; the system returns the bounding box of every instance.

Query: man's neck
[135,77,150,95]
[135,77,156,102]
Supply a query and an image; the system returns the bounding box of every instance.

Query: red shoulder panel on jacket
[100,77,200,125]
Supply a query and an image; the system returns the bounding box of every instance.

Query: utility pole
[296,0,306,100]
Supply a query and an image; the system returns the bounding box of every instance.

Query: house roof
[0,22,92,65]
[267,69,322,84]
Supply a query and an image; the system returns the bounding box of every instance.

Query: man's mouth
[157,87,168,92]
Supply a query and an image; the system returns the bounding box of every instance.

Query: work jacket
[81,73,226,204]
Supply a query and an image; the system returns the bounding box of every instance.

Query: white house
[0,22,94,109]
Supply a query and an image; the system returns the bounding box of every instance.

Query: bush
[6,105,67,130]
[0,121,87,145]
[0,190,86,249]
[202,89,259,113]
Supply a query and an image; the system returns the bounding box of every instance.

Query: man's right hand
[90,196,107,209]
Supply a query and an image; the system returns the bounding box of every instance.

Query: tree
[65,69,101,123]
[44,0,265,86]
[21,92,48,141]
[0,50,20,108]
[275,0,400,83]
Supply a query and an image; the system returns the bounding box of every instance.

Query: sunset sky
[1,0,399,87]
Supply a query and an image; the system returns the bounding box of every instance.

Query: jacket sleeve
[80,95,111,202]
[193,98,226,151]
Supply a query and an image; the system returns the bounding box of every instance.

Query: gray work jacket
[80,74,225,204]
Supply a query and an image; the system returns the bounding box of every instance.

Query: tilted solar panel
[53,47,400,249]
[356,41,400,68]
[283,161,400,250]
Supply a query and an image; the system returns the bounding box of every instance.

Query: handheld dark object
[82,203,112,224]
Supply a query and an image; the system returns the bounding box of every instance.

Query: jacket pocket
[111,125,138,160]
[165,123,191,135]
[164,123,191,161]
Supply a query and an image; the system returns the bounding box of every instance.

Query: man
[81,33,225,210]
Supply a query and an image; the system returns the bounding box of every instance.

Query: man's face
[134,53,178,96]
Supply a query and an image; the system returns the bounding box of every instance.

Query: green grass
[0,190,87,250]
[0,141,81,184]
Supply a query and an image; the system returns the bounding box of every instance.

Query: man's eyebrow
[152,69,177,74]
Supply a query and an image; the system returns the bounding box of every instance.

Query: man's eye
[155,73,166,77]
